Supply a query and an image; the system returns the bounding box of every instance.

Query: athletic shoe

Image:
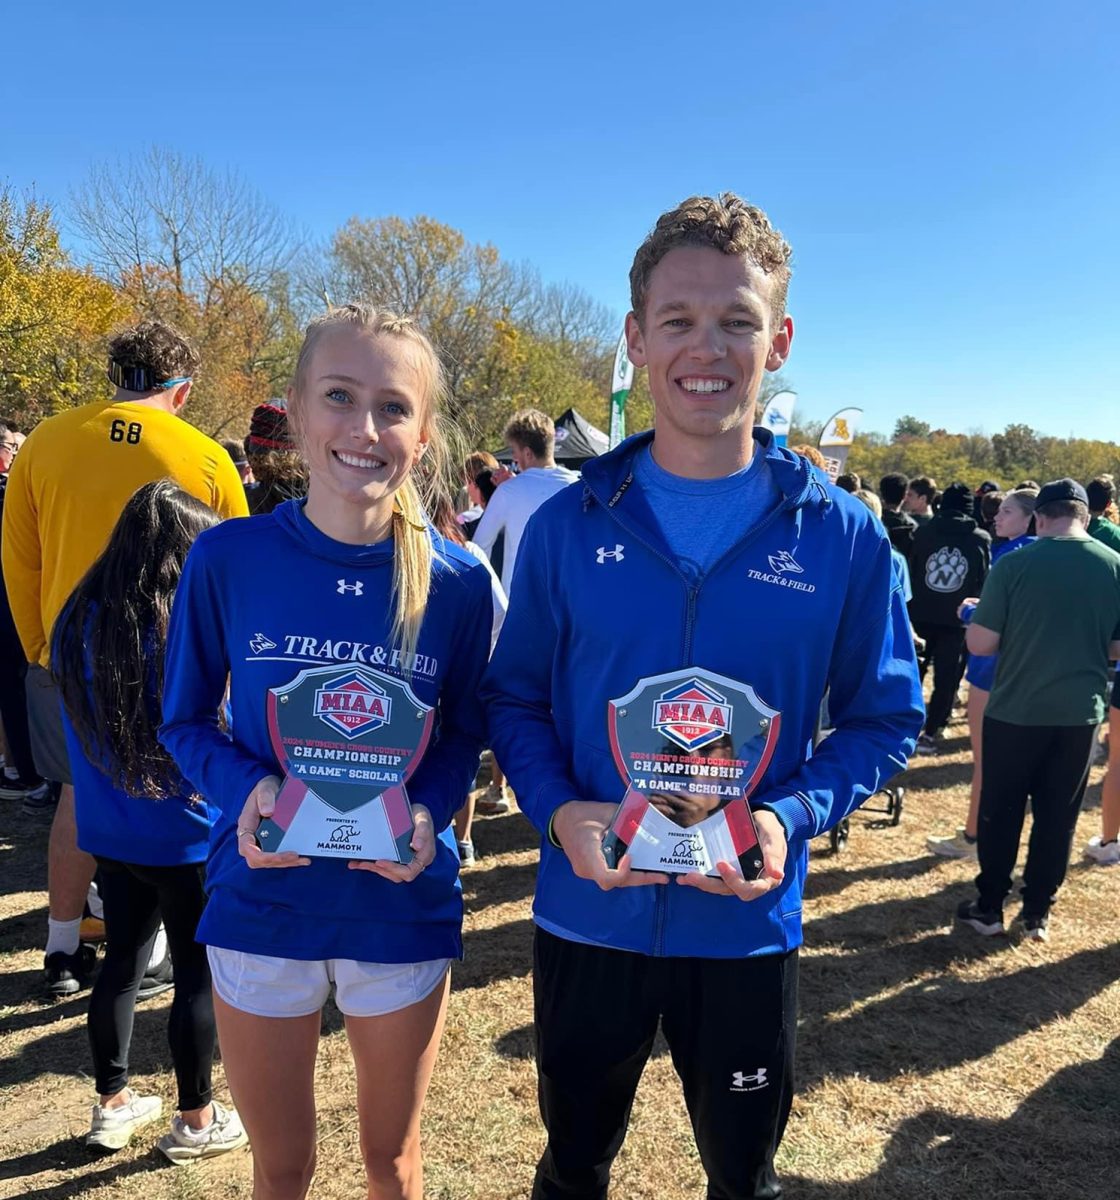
[137,953,174,1001]
[0,774,40,800]
[1021,912,1051,942]
[20,782,57,821]
[86,1090,163,1151]
[476,785,511,816]
[914,733,941,756]
[926,828,978,860]
[955,899,1005,936]
[158,1101,248,1164]
[1085,836,1120,866]
[44,944,97,998]
[457,839,476,868]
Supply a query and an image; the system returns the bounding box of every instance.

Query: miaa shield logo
[652,678,733,752]
[313,670,392,740]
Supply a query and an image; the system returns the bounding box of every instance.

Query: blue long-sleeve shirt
[482,430,924,958]
[160,500,492,963]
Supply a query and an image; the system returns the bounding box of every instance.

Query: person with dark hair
[879,472,916,554]
[904,476,937,525]
[1,319,249,998]
[1086,475,1120,553]
[1017,480,1040,491]
[927,489,1037,858]
[960,479,1120,940]
[53,481,245,1159]
[908,482,991,751]
[220,438,252,487]
[244,400,308,515]
[834,471,860,493]
[979,490,1005,543]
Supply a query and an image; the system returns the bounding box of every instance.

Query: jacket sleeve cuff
[755,793,814,842]
[528,778,583,840]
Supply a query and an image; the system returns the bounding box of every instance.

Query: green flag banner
[609,330,634,449]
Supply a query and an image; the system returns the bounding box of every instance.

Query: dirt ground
[2,715,1117,1200]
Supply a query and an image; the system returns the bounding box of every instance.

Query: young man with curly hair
[484,194,922,1199]
[2,320,248,997]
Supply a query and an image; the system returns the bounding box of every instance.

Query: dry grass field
[2,714,1118,1200]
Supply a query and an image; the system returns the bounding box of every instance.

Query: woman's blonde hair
[289,303,454,669]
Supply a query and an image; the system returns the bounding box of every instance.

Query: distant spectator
[1017,480,1040,491]
[1086,475,1120,554]
[904,476,937,525]
[979,490,1005,542]
[960,479,1120,940]
[908,482,991,752]
[244,400,307,515]
[789,444,826,469]
[855,489,915,613]
[473,409,578,594]
[220,438,253,487]
[459,450,500,540]
[0,418,22,475]
[835,472,861,494]
[879,472,917,554]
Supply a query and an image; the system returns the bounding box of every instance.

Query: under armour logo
[731,1068,769,1092]
[249,632,277,654]
[337,579,364,595]
[596,544,625,564]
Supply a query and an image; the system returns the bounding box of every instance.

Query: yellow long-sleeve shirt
[1,399,249,667]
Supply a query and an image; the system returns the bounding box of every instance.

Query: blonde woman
[161,305,493,1200]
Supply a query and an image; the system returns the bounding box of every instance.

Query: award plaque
[602,668,781,878]
[255,664,434,861]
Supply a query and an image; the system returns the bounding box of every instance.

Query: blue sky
[2,1,1117,440]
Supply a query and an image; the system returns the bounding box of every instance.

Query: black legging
[90,858,215,1112]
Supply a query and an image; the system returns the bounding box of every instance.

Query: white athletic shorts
[207,946,450,1019]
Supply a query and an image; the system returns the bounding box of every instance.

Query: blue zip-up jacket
[160,500,492,963]
[482,429,924,958]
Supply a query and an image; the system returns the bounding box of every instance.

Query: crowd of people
[0,191,1116,1200]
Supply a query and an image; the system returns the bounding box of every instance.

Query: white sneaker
[926,828,978,860]
[86,1090,163,1151]
[1085,836,1120,866]
[158,1101,248,1163]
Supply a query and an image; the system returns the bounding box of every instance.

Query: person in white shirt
[473,409,578,593]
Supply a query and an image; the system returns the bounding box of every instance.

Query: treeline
[789,415,1120,489]
[1,147,655,443]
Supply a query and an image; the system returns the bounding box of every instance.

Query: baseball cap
[1035,478,1089,508]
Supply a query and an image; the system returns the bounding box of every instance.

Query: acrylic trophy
[255,664,433,862]
[602,668,780,878]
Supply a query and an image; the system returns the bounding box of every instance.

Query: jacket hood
[580,427,829,513]
[932,508,979,533]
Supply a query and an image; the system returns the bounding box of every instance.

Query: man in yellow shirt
[2,319,248,996]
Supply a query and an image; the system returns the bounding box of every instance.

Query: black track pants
[976,717,1095,917]
[531,928,798,1200]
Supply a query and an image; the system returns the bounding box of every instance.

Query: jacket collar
[579,427,827,514]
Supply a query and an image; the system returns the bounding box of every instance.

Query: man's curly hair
[108,319,200,386]
[629,193,792,326]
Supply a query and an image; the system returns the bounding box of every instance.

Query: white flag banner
[817,408,863,483]
[608,331,634,449]
[759,391,797,447]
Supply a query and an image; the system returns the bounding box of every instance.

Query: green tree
[893,414,931,441]
[0,188,129,426]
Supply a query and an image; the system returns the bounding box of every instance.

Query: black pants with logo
[976,717,1096,917]
[914,622,967,736]
[531,928,798,1200]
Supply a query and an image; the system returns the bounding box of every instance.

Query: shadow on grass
[797,941,1120,1093]
[783,1036,1119,1199]
[455,917,534,991]
[0,1138,174,1200]
[803,854,944,902]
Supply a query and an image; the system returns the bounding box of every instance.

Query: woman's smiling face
[295,327,429,520]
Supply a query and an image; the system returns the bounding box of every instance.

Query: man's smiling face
[625,246,791,454]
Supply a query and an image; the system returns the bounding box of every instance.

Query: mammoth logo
[925,547,969,593]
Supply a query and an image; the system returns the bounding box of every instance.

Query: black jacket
[908,509,991,626]
[882,507,917,555]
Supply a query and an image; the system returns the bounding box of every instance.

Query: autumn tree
[71,147,301,435]
[0,188,129,426]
